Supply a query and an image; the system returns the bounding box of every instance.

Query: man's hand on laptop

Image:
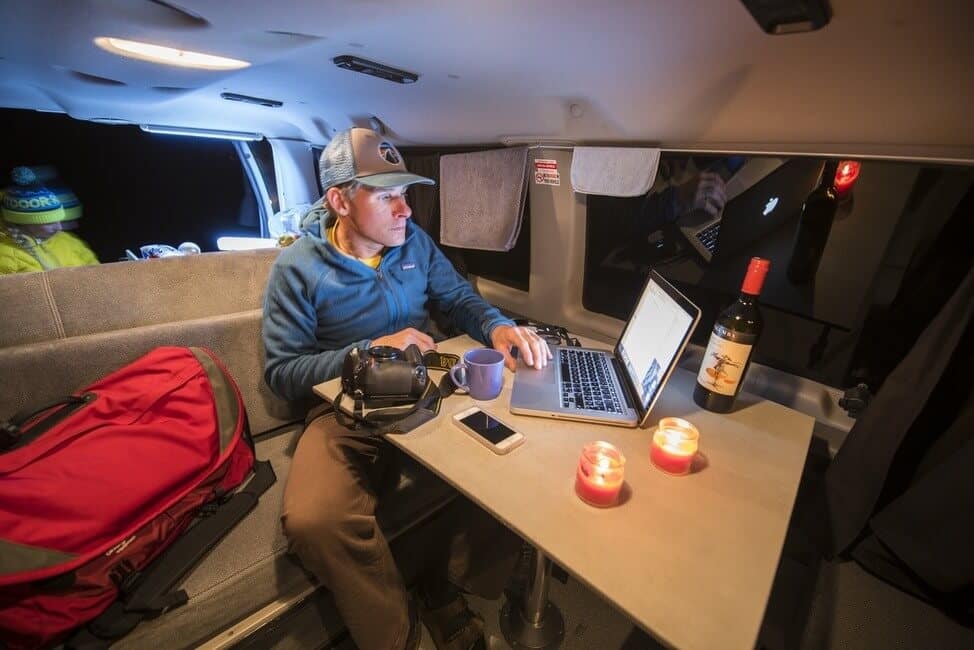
[691,170,727,217]
[677,170,727,219]
[371,327,436,353]
[491,325,552,371]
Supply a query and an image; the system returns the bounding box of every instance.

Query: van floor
[318,571,647,650]
[460,575,648,650]
[340,548,807,650]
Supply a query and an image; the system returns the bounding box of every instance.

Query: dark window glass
[0,109,261,260]
[462,199,531,291]
[583,152,973,390]
[248,139,279,215]
[312,146,324,195]
[401,148,531,291]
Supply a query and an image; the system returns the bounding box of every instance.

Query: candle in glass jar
[650,417,699,476]
[575,441,626,507]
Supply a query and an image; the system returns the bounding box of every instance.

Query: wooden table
[315,335,814,650]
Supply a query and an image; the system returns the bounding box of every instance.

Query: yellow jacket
[0,228,100,275]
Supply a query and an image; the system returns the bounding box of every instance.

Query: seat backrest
[0,250,308,434]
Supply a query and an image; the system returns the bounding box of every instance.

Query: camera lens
[368,346,401,359]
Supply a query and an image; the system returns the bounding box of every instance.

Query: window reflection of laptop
[680,157,823,263]
[509,270,700,428]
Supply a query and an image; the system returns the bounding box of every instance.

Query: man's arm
[424,239,550,370]
[262,260,369,400]
[425,241,514,345]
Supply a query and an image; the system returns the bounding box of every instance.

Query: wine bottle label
[697,332,754,396]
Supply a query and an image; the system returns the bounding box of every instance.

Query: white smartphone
[452,406,525,455]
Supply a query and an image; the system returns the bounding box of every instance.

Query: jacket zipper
[375,268,401,328]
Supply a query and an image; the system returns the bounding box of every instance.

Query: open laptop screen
[616,273,699,414]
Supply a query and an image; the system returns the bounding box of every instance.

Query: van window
[0,109,266,261]
[311,145,324,195]
[583,152,973,390]
[247,139,279,217]
[462,200,531,291]
[401,149,531,290]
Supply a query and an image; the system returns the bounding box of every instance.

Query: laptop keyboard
[559,349,624,413]
[695,221,721,254]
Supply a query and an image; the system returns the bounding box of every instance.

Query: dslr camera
[341,344,429,407]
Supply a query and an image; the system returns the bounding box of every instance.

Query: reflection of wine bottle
[693,257,770,413]
[787,160,839,284]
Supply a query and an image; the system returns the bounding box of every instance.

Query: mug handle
[449,364,469,394]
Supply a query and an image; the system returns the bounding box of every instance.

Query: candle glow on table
[575,441,626,507]
[650,417,699,476]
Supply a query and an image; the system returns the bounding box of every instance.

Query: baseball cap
[318,127,434,191]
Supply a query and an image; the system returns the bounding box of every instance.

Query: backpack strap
[0,393,97,452]
[68,460,277,644]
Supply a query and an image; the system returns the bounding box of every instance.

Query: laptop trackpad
[510,358,558,408]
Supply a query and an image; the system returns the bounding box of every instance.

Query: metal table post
[499,547,565,649]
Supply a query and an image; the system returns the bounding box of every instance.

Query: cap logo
[378,142,401,165]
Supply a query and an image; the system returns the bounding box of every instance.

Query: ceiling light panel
[94,37,249,70]
[140,124,263,141]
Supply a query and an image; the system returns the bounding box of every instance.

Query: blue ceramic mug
[449,348,505,400]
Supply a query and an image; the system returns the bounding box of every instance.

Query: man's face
[18,222,63,239]
[343,185,412,249]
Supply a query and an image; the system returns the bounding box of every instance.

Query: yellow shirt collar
[326,223,382,270]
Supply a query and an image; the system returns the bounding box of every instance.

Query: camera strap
[334,373,459,435]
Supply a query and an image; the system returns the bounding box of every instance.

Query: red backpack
[0,346,276,649]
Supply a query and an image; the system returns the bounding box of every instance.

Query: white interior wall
[476,147,626,345]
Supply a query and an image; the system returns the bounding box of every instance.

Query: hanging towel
[439,147,528,251]
[570,147,661,197]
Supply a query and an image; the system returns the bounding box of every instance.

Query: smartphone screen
[458,410,517,444]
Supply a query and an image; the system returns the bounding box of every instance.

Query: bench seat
[0,251,458,648]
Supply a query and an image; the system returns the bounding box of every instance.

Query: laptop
[679,157,825,263]
[509,270,700,428]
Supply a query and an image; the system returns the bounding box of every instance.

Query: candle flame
[664,428,684,447]
[654,423,698,457]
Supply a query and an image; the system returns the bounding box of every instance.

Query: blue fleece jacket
[262,215,515,400]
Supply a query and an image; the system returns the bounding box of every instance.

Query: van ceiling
[1,0,971,158]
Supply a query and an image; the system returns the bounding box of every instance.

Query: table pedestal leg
[499,548,565,649]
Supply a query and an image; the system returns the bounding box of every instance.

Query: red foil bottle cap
[741,257,770,295]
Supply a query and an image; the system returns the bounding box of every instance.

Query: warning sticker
[533,159,560,186]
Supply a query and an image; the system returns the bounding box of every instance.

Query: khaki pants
[282,408,521,650]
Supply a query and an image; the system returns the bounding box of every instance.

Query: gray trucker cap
[318,127,434,191]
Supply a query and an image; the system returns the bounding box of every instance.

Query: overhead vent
[221,92,283,108]
[739,0,831,34]
[333,55,418,84]
[152,86,192,94]
[264,30,323,43]
[146,0,209,28]
[69,70,126,86]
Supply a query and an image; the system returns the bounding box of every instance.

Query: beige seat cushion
[47,250,280,339]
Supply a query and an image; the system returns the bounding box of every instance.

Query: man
[262,127,551,650]
[0,167,99,274]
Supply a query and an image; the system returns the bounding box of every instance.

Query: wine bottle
[786,160,839,284]
[693,257,770,413]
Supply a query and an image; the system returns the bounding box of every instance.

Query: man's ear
[325,186,350,217]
